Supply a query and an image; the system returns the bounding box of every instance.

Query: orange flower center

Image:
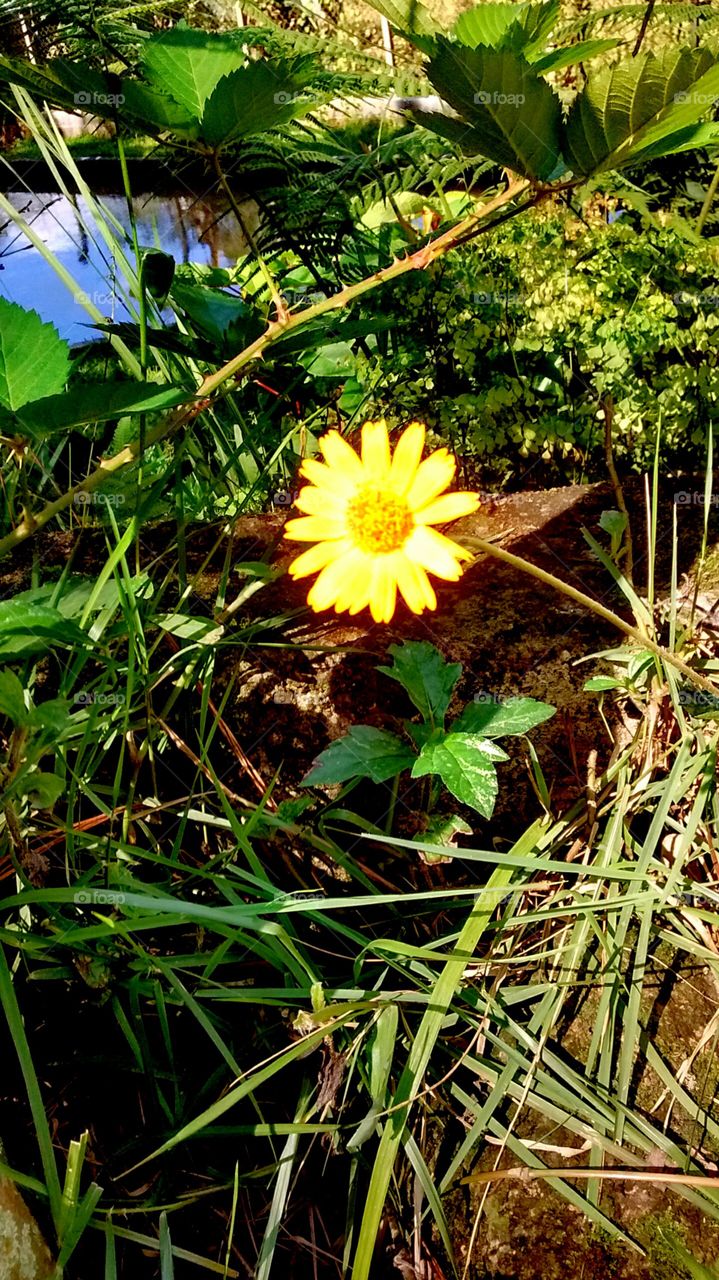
[346,486,414,555]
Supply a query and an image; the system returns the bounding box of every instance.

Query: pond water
[0,191,254,344]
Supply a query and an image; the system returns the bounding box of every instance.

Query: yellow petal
[284,515,346,542]
[300,457,358,498]
[407,449,456,511]
[318,430,364,481]
[294,485,348,518]
[368,555,398,623]
[289,539,352,579]
[361,420,391,480]
[307,552,359,611]
[395,554,436,614]
[389,421,425,492]
[415,491,480,525]
[405,525,469,580]
[334,551,373,612]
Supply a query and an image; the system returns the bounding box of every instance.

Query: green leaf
[584,676,621,692]
[531,37,619,74]
[452,695,555,737]
[564,45,719,177]
[345,1104,382,1152]
[599,509,628,539]
[16,381,190,436]
[378,641,461,727]
[23,771,64,810]
[120,79,199,136]
[369,1004,398,1102]
[302,726,415,787]
[411,733,502,816]
[171,281,263,354]
[453,0,559,54]
[0,601,86,661]
[200,59,319,147]
[49,57,117,109]
[363,0,437,41]
[0,668,28,725]
[413,812,472,863]
[142,24,243,118]
[423,41,562,179]
[140,249,175,303]
[347,1004,399,1153]
[0,300,70,411]
[300,342,356,379]
[0,55,104,111]
[157,613,224,644]
[28,698,71,737]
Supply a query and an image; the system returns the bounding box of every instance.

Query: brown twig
[633,0,656,55]
[463,1164,719,1188]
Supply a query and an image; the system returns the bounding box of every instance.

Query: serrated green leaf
[302,726,415,787]
[424,41,562,179]
[454,0,559,53]
[120,79,199,136]
[0,668,28,725]
[564,45,719,177]
[201,59,320,147]
[171,281,263,354]
[142,25,243,118]
[16,381,189,436]
[452,695,555,738]
[0,301,70,411]
[412,732,499,816]
[378,641,461,727]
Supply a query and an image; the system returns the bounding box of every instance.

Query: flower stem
[464,534,719,698]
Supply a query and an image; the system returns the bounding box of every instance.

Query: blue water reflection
[0,192,251,343]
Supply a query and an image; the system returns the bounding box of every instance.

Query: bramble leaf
[378,641,461,726]
[452,696,555,738]
[421,41,562,179]
[142,25,243,118]
[564,45,719,177]
[0,301,70,411]
[412,733,507,816]
[302,726,415,787]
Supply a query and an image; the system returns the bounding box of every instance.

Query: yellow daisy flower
[284,419,479,623]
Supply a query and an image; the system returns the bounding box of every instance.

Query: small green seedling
[302,640,555,819]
